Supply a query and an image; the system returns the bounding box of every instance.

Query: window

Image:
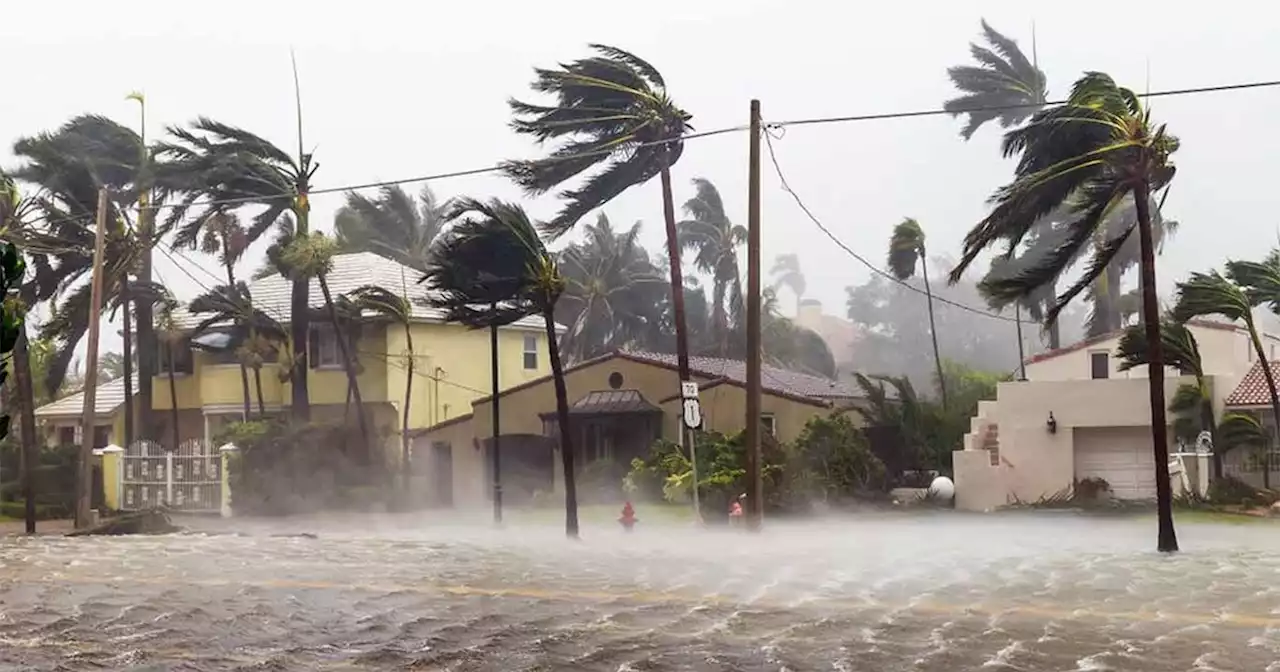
[1090,352,1110,380]
[523,335,538,370]
[93,425,111,448]
[309,324,343,368]
[158,340,193,375]
[761,414,777,436]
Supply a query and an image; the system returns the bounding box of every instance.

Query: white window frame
[522,334,538,370]
[761,413,777,436]
[1088,350,1110,380]
[311,324,343,369]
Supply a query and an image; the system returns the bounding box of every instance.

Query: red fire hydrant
[619,501,638,531]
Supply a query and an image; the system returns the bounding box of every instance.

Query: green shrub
[1208,475,1272,507]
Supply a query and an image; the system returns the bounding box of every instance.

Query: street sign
[681,381,699,400]
[682,398,702,429]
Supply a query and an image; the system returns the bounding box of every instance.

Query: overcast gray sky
[5,0,1278,357]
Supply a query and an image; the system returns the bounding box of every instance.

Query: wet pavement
[2,511,1279,671]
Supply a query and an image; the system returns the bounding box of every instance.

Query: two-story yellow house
[35,252,558,462]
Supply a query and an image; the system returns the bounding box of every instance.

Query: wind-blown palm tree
[335,185,448,270]
[949,72,1180,553]
[196,212,254,417]
[1172,268,1280,488]
[423,197,580,538]
[504,44,696,389]
[944,19,1047,140]
[556,213,666,362]
[1117,321,1222,477]
[1,172,40,533]
[350,284,416,497]
[157,116,318,421]
[678,178,745,357]
[155,291,183,454]
[188,282,285,418]
[888,218,946,408]
[770,253,806,313]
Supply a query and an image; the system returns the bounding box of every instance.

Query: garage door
[1073,427,1158,500]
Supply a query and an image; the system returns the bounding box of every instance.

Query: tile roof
[34,376,133,418]
[565,389,661,415]
[171,251,553,332]
[1225,360,1280,407]
[619,351,861,401]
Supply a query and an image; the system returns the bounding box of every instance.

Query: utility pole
[76,188,108,529]
[745,99,763,531]
[490,321,502,525]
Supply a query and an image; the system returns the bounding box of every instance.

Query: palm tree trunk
[318,275,373,462]
[1134,181,1177,553]
[1244,318,1278,490]
[253,367,266,417]
[659,167,693,388]
[121,277,134,448]
[1015,304,1027,381]
[14,326,38,533]
[711,280,726,357]
[402,324,414,501]
[224,260,252,420]
[290,203,311,422]
[490,319,502,524]
[546,308,579,539]
[167,347,180,454]
[136,211,156,439]
[919,254,948,409]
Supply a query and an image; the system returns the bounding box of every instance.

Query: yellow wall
[199,363,284,410]
[383,321,553,432]
[657,383,841,444]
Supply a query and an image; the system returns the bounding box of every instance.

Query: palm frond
[1171,271,1251,324]
[1116,321,1202,376]
[887,218,925,280]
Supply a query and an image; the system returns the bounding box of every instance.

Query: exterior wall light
[1046,412,1058,434]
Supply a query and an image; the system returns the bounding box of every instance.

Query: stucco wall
[410,416,486,509]
[656,383,845,444]
[1024,324,1260,384]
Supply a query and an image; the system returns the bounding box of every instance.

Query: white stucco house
[953,319,1280,510]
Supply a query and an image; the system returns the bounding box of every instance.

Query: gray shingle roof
[172,251,553,332]
[622,351,860,401]
[34,376,132,418]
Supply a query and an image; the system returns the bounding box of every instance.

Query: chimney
[796,299,823,327]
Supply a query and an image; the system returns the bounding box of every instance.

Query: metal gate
[122,439,222,513]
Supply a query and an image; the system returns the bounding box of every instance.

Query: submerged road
[2,512,1279,671]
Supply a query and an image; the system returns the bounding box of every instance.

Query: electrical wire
[760,124,1019,323]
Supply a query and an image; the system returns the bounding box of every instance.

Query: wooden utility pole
[76,188,109,529]
[745,99,763,531]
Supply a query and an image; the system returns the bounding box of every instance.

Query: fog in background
[5,0,1278,379]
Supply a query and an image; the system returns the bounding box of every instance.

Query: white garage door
[1073,427,1158,500]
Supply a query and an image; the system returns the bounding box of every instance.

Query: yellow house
[411,350,869,508]
[34,252,559,459]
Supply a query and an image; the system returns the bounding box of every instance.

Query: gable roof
[470,350,863,408]
[34,376,132,418]
[1226,360,1280,407]
[171,251,554,332]
[1024,319,1279,367]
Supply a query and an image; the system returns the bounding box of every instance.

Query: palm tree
[944,19,1047,140]
[157,117,317,421]
[423,197,580,538]
[504,44,696,388]
[888,218,947,408]
[1172,268,1280,488]
[350,284,415,497]
[556,213,666,362]
[188,282,286,418]
[678,178,746,357]
[1116,321,1221,477]
[1,172,38,533]
[196,212,254,417]
[770,253,806,313]
[154,291,183,453]
[949,72,1180,553]
[280,232,373,455]
[335,185,448,270]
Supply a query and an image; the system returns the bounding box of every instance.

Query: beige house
[954,319,1280,510]
[411,351,867,508]
[794,299,861,366]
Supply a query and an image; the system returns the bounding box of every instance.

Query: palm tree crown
[503,44,692,237]
[944,20,1047,140]
[678,178,746,354]
[335,185,448,270]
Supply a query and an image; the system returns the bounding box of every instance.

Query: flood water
[2,511,1279,671]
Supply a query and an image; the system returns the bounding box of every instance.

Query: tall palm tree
[0,172,38,533]
[503,44,695,388]
[944,19,1047,140]
[281,232,373,456]
[197,212,253,418]
[335,185,448,270]
[157,117,317,421]
[1116,321,1221,477]
[770,253,806,312]
[350,284,415,497]
[188,282,286,418]
[1172,268,1279,488]
[155,291,183,454]
[423,197,580,538]
[888,218,947,408]
[949,72,1180,553]
[556,213,666,362]
[678,178,746,357]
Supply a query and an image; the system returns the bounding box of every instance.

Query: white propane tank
[928,476,955,502]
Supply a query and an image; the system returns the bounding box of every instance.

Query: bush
[1208,475,1274,507]
[787,415,885,506]
[1074,477,1111,500]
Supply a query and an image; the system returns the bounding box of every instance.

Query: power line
[767,78,1280,129]
[760,124,1018,323]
